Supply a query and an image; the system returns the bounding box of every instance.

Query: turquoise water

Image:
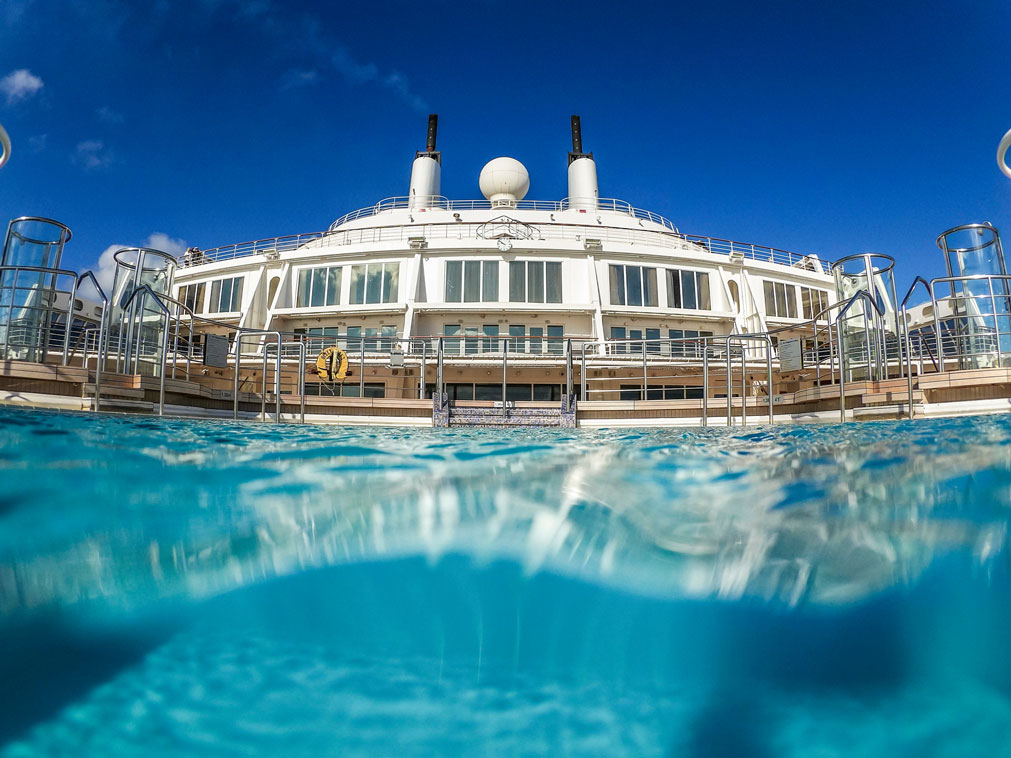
[0,406,1010,756]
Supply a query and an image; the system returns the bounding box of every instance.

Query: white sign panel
[779,338,803,372]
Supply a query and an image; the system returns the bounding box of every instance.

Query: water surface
[1,407,1009,756]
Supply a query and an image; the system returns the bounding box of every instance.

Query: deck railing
[179,211,829,276]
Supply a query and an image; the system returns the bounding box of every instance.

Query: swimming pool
[0,406,1009,756]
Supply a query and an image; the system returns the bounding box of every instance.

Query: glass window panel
[463,261,481,302]
[644,268,658,307]
[381,325,396,352]
[450,383,474,401]
[533,384,555,401]
[645,327,660,354]
[445,260,462,302]
[214,280,228,313]
[763,281,776,316]
[626,265,643,306]
[464,325,479,355]
[547,324,563,355]
[507,384,533,402]
[629,329,643,354]
[609,265,625,306]
[509,324,525,353]
[549,321,566,355]
[527,261,544,304]
[681,270,696,310]
[443,324,460,355]
[697,273,710,310]
[230,278,243,311]
[474,384,501,401]
[365,264,382,304]
[545,262,562,303]
[785,285,797,318]
[311,268,326,308]
[350,265,366,304]
[482,324,499,353]
[482,262,498,302]
[669,329,684,356]
[667,269,681,308]
[528,326,543,354]
[384,263,399,303]
[801,287,813,319]
[611,326,626,355]
[296,270,310,307]
[326,268,340,306]
[509,262,525,302]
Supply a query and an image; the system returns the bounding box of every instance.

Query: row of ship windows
[176,262,831,318]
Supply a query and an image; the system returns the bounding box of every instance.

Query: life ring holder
[999,128,1011,180]
[314,346,349,387]
[0,123,10,170]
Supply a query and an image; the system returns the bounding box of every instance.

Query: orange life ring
[314,346,348,383]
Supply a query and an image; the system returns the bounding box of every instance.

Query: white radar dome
[479,157,530,205]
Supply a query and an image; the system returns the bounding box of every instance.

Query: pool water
[0,406,1009,756]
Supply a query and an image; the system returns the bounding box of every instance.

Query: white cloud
[92,233,188,295]
[96,106,123,124]
[0,68,43,105]
[281,68,318,89]
[329,47,427,112]
[27,134,46,152]
[94,244,122,295]
[73,139,114,170]
[145,232,187,257]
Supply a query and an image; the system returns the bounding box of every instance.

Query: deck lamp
[0,122,9,169]
[999,127,1011,179]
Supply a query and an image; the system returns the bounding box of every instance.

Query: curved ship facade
[172,116,836,402]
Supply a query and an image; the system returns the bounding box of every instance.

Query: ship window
[610,326,626,354]
[668,329,713,357]
[801,287,830,320]
[445,260,498,302]
[764,280,798,318]
[509,261,562,303]
[296,266,341,308]
[350,263,399,304]
[208,276,243,313]
[547,324,564,355]
[528,326,543,354]
[177,282,205,313]
[509,324,526,352]
[609,265,658,307]
[443,324,461,355]
[483,324,499,352]
[666,269,710,310]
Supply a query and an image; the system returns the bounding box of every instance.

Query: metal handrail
[898,276,941,421]
[0,264,79,364]
[833,290,886,422]
[117,285,172,416]
[179,203,825,272]
[67,270,109,412]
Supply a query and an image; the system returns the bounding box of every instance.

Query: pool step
[447,406,563,427]
[434,395,577,428]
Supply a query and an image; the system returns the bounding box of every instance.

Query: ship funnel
[409,113,441,210]
[567,115,598,211]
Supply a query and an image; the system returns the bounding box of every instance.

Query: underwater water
[0,406,1010,757]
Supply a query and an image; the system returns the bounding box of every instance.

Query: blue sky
[1,0,1010,295]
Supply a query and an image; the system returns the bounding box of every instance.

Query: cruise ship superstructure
[170,116,836,402]
[4,115,1011,427]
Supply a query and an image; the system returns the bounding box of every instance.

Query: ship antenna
[568,115,591,165]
